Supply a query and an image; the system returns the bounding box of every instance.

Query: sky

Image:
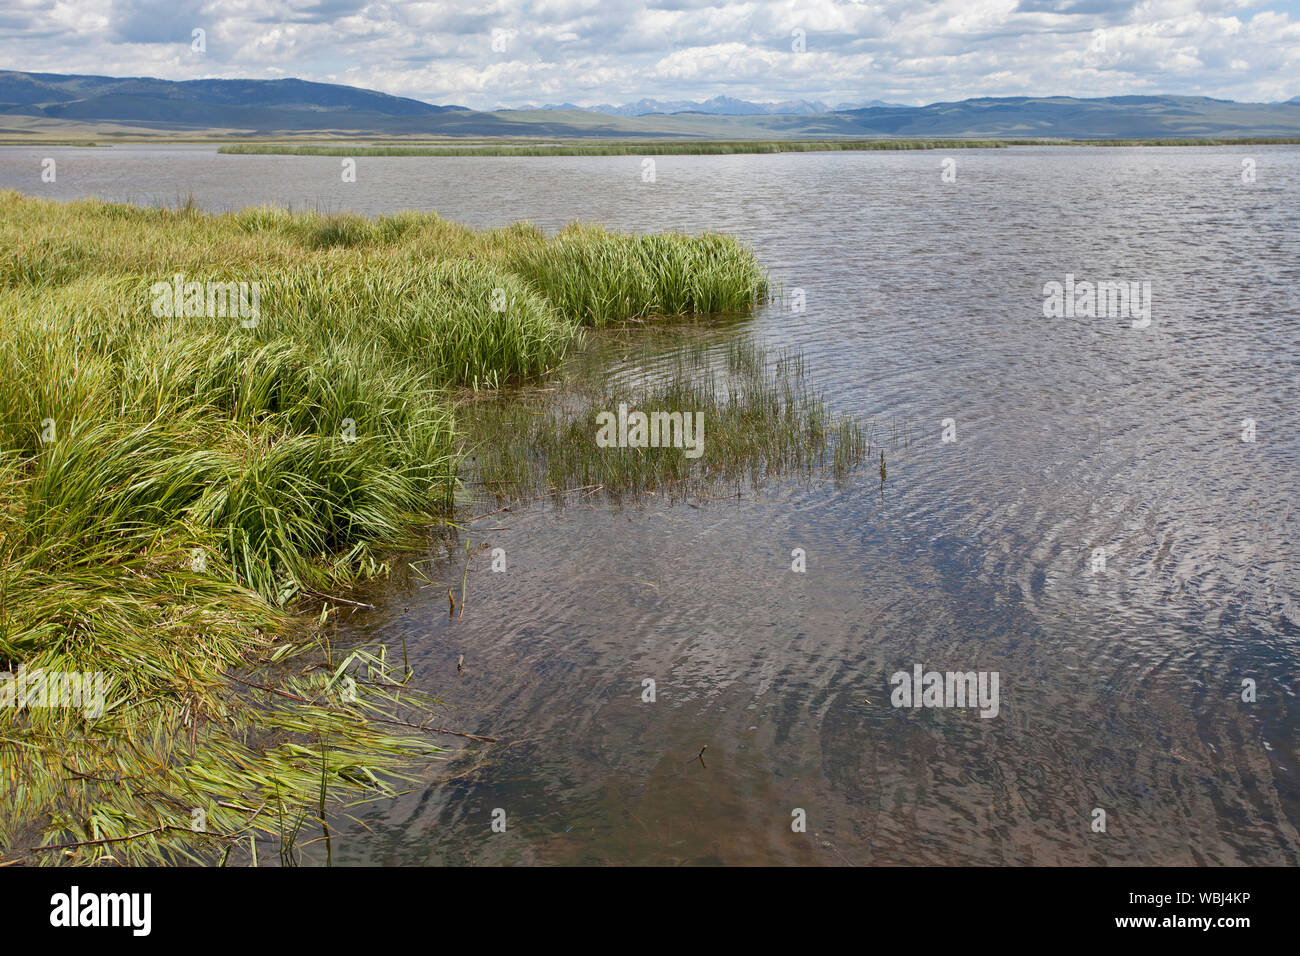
[1,0,1299,110]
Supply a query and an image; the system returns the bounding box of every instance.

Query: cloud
[0,0,1296,108]
[1015,0,1138,15]
[109,0,207,44]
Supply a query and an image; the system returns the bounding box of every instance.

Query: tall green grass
[506,227,768,327]
[0,190,768,864]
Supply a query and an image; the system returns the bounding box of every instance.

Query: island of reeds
[219,139,1013,156]
[216,136,1300,158]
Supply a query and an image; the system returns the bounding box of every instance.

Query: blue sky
[2,1,1298,109]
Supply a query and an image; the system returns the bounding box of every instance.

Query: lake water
[4,144,1298,864]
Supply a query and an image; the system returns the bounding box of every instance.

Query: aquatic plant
[0,190,768,864]
[463,338,869,502]
[215,136,1300,158]
[218,139,1013,157]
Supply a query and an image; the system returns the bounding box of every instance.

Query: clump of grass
[300,211,374,249]
[349,261,577,387]
[0,190,768,864]
[1,237,98,288]
[463,338,868,502]
[506,227,768,327]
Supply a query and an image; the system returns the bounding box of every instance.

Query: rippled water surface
[6,145,1298,864]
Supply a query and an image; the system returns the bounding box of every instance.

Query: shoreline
[6,136,1300,151]
[0,191,770,864]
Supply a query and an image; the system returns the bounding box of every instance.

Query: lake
[4,143,1298,864]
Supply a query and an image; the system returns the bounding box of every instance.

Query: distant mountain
[534,96,839,116]
[528,96,910,116]
[3,72,1299,140]
[528,93,1300,139]
[0,69,627,136]
[813,94,1300,139]
[833,99,904,111]
[0,71,471,120]
[0,70,606,136]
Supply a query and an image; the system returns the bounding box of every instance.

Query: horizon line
[4,68,1298,113]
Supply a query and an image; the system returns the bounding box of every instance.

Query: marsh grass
[462,338,870,503]
[0,140,103,147]
[1076,136,1300,146]
[0,191,767,864]
[217,137,1300,158]
[506,227,768,327]
[219,140,1013,157]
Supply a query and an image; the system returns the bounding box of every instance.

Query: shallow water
[5,144,1298,864]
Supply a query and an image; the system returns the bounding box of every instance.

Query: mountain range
[3,70,1300,140]
[512,96,903,116]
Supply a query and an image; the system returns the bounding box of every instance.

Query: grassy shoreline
[0,191,768,864]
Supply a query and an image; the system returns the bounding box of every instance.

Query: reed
[216,136,1300,158]
[1076,136,1300,146]
[505,227,769,327]
[463,339,869,502]
[0,190,768,864]
[218,139,1012,157]
[0,139,103,147]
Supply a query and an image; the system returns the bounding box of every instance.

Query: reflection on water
[5,144,1298,864]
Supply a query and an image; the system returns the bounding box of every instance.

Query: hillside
[3,71,1300,140]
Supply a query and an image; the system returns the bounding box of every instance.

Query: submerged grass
[0,190,768,864]
[463,338,869,503]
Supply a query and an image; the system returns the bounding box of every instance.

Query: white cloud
[0,0,1296,108]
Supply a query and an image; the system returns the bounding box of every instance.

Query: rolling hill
[3,71,1300,140]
